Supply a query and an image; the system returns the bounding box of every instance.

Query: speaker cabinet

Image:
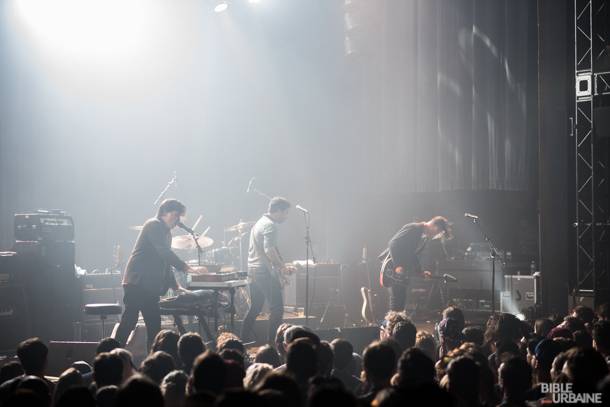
[0,285,31,352]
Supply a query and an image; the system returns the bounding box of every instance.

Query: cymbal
[225,221,255,233]
[172,235,214,250]
[129,225,144,231]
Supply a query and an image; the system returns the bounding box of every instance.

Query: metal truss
[573,0,610,305]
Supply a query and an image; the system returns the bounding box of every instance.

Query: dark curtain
[347,0,535,193]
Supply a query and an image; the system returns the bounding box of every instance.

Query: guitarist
[380,216,452,311]
[241,197,292,344]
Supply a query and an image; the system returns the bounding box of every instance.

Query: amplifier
[501,274,539,314]
[12,240,75,274]
[0,252,18,284]
[284,264,341,309]
[438,259,504,290]
[14,211,74,242]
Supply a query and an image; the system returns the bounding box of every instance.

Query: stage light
[14,0,161,67]
[214,1,228,13]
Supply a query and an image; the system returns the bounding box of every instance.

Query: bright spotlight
[214,1,228,13]
[248,0,261,4]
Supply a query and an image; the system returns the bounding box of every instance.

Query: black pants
[240,272,283,344]
[389,284,409,311]
[115,285,161,349]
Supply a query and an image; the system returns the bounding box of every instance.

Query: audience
[116,375,163,407]
[177,332,206,373]
[316,341,334,378]
[286,338,318,393]
[359,341,396,404]
[446,356,480,407]
[593,320,610,363]
[254,345,281,368]
[274,323,293,363]
[330,339,361,393]
[190,351,226,396]
[93,352,124,389]
[2,304,610,407]
[244,363,274,390]
[161,370,188,407]
[55,386,95,407]
[95,385,118,407]
[52,367,83,406]
[381,311,417,352]
[110,348,136,384]
[96,337,121,355]
[140,351,176,385]
[498,357,531,407]
[395,348,435,388]
[151,330,180,364]
[0,362,23,386]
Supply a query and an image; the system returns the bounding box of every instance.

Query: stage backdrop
[0,0,538,270]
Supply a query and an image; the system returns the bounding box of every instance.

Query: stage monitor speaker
[47,341,98,376]
[0,285,31,352]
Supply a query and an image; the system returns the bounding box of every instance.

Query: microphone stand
[468,217,500,315]
[153,172,177,206]
[303,211,316,325]
[190,232,203,266]
[251,187,271,200]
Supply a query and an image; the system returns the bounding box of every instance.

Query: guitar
[360,247,377,325]
[277,264,298,288]
[379,253,435,288]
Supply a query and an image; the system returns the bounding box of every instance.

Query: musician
[241,197,292,344]
[115,199,193,349]
[381,216,452,311]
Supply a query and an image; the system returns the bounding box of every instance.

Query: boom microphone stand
[466,214,500,315]
[153,171,177,206]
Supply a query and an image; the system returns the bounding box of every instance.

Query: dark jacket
[122,217,186,295]
[381,222,426,274]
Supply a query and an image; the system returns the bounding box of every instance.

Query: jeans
[115,285,161,350]
[240,272,283,344]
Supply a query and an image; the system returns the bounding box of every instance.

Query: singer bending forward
[241,197,292,344]
[115,199,194,349]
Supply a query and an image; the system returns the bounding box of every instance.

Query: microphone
[177,221,195,235]
[295,205,309,214]
[443,273,458,282]
[246,177,255,193]
[464,212,479,220]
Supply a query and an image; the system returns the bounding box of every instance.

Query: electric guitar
[379,253,438,287]
[379,252,457,288]
[360,247,377,325]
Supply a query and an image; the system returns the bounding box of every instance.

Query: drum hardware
[171,235,214,251]
[224,221,255,233]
